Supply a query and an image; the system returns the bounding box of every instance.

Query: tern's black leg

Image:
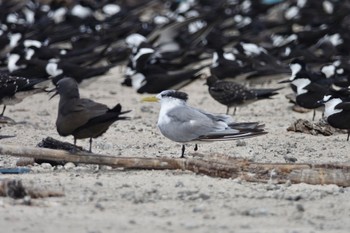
[89,137,93,152]
[181,145,185,158]
[347,130,350,141]
[233,107,237,115]
[194,144,198,151]
[226,106,230,115]
[312,109,316,121]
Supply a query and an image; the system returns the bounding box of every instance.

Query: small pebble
[175,181,184,188]
[16,158,35,166]
[41,163,52,169]
[236,140,246,147]
[296,203,305,212]
[64,162,76,170]
[284,155,298,163]
[95,202,104,211]
[22,196,31,205]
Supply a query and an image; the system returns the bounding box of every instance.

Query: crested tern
[142,90,267,157]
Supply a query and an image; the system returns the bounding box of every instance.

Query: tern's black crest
[161,90,188,101]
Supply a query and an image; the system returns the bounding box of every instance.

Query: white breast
[324,98,343,118]
[292,78,311,95]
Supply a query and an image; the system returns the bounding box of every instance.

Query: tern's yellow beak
[141,96,159,102]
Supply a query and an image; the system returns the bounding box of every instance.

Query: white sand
[0,67,349,233]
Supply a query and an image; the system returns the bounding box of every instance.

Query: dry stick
[0,144,184,170]
[1,144,350,187]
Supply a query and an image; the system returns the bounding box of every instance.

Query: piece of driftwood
[0,179,64,199]
[0,144,349,187]
[37,137,86,152]
[287,119,335,136]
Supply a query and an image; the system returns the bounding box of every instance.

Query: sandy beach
[0,67,349,233]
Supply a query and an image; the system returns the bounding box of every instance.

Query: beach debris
[287,119,334,136]
[0,178,64,199]
[0,144,350,187]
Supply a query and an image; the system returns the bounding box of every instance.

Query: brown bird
[52,77,131,152]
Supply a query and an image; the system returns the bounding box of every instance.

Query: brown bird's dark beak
[46,87,59,100]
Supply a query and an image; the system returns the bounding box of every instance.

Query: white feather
[71,5,92,19]
[102,4,121,16]
[289,63,302,80]
[323,98,343,118]
[131,73,146,90]
[125,34,146,48]
[8,54,25,72]
[24,40,42,48]
[46,63,63,76]
[285,6,299,20]
[292,78,311,95]
[9,33,22,48]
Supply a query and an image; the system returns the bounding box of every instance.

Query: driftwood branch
[1,144,349,187]
[0,178,64,199]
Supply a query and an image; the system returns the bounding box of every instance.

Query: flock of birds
[1,0,350,157]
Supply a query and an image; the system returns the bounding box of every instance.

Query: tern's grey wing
[158,105,227,142]
[196,108,234,124]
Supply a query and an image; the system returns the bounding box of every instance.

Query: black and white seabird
[232,41,289,81]
[206,75,282,115]
[131,67,206,94]
[52,77,131,152]
[291,77,329,120]
[320,95,350,140]
[210,49,249,80]
[142,90,267,158]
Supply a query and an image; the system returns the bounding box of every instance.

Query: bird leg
[312,109,316,121]
[347,130,350,141]
[194,144,198,151]
[181,145,185,158]
[0,106,16,124]
[71,137,78,152]
[89,138,93,153]
[226,107,230,115]
[233,107,237,115]
[1,106,6,116]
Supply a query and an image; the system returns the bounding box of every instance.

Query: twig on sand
[0,144,349,187]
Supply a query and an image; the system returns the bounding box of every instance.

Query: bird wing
[57,98,109,136]
[78,98,109,115]
[210,81,257,100]
[165,106,266,142]
[196,108,234,124]
[335,101,350,111]
[0,75,28,98]
[161,105,228,142]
